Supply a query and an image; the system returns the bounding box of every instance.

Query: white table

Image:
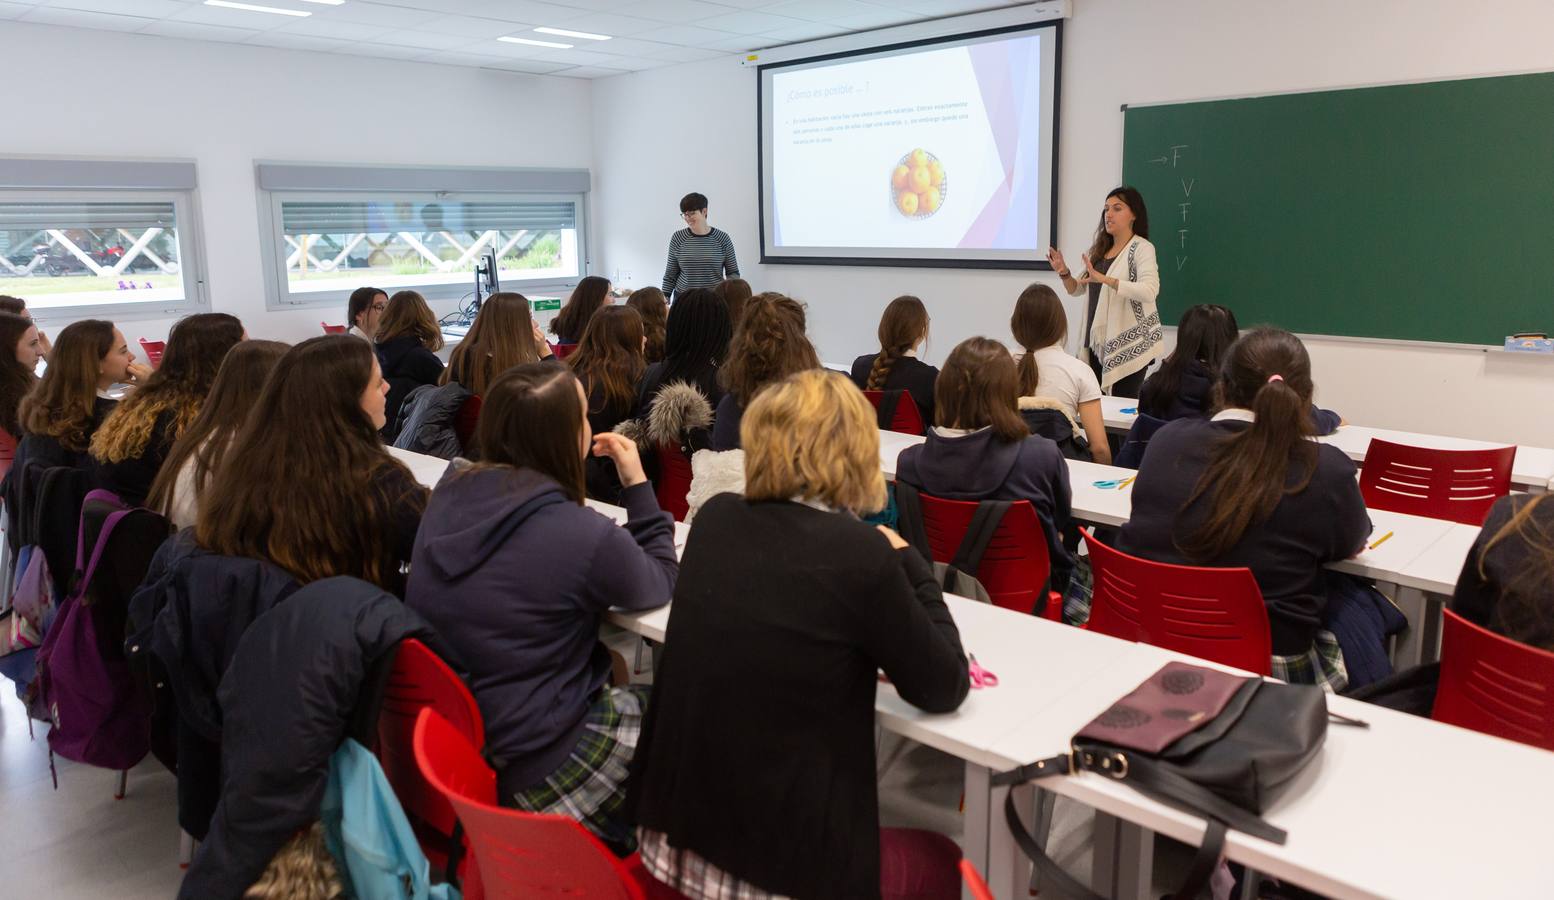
[1100,396,1139,433]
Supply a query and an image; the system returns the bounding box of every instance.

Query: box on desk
[1504,334,1554,353]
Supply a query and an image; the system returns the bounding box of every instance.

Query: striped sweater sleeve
[661,232,682,295]
[719,229,740,279]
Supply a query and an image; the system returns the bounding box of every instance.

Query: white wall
[0,22,592,345]
[592,0,1554,447]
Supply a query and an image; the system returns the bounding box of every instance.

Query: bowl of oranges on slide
[890,148,947,219]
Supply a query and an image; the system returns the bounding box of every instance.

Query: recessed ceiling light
[498,36,573,49]
[296,0,345,4]
[203,0,311,15]
[534,27,611,41]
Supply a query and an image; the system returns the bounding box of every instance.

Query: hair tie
[1267,374,1284,384]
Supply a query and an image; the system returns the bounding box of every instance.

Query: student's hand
[593,432,647,487]
[876,525,909,550]
[36,330,51,360]
[125,362,153,385]
[1046,247,1071,278]
[532,319,553,357]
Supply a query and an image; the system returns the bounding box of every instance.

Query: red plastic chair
[959,859,995,900]
[1358,438,1514,525]
[414,708,652,899]
[375,639,485,892]
[0,427,17,484]
[863,389,926,435]
[1432,610,1554,751]
[1082,530,1272,675]
[655,442,692,522]
[555,343,580,361]
[138,338,164,369]
[454,395,483,449]
[916,493,1061,619]
[322,322,348,334]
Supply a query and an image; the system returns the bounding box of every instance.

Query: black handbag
[992,662,1365,900]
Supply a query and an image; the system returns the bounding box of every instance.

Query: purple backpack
[34,489,150,778]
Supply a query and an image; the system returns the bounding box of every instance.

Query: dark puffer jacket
[179,577,444,900]
[393,381,472,460]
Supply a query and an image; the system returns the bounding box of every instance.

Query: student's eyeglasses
[371,302,387,312]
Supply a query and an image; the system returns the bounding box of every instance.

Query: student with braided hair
[849,295,937,429]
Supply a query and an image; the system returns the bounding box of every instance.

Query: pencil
[1118,476,1136,489]
[1368,531,1394,550]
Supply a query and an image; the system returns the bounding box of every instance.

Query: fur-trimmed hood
[615,380,713,449]
[1018,394,1080,431]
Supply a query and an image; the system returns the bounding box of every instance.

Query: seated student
[710,292,819,450]
[197,335,427,596]
[714,277,753,333]
[90,313,244,506]
[146,340,289,529]
[626,287,668,364]
[896,337,1075,597]
[850,295,938,430]
[634,287,731,418]
[1139,304,1343,434]
[1118,328,1371,689]
[569,306,646,501]
[0,295,51,358]
[374,290,445,437]
[550,275,612,347]
[345,286,387,342]
[14,320,144,474]
[628,369,969,898]
[407,362,675,853]
[1010,284,1112,464]
[0,312,44,440]
[1451,494,1554,651]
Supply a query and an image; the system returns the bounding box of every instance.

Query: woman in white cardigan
[1047,186,1162,397]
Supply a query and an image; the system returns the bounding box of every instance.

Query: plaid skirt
[511,684,649,854]
[1270,629,1349,693]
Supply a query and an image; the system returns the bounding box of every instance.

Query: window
[0,159,206,320]
[256,164,591,310]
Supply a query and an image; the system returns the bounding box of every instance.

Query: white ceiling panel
[0,0,1035,79]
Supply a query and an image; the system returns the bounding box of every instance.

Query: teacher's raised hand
[1082,253,1116,289]
[1046,246,1071,278]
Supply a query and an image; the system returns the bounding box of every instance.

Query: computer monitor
[474,250,500,308]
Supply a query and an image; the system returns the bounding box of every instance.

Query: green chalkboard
[1121,72,1554,345]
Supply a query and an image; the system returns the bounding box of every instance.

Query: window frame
[255,163,592,312]
[0,159,209,325]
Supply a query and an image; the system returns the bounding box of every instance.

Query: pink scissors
[969,654,998,689]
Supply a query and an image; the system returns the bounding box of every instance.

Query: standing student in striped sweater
[662,192,740,301]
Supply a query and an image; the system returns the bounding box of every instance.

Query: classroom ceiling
[0,0,1030,79]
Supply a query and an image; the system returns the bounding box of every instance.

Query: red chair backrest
[1432,609,1554,751]
[1358,438,1514,525]
[1083,530,1272,674]
[138,338,164,369]
[916,493,1059,619]
[959,859,996,900]
[414,709,644,900]
[0,427,17,483]
[376,639,485,882]
[655,442,692,522]
[322,323,348,334]
[555,343,580,360]
[862,390,926,435]
[455,395,483,449]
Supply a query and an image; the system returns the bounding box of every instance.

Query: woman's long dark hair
[147,340,289,519]
[935,337,1028,441]
[568,305,645,415]
[0,313,39,436]
[660,288,731,388]
[443,292,542,396]
[1176,328,1320,562]
[720,293,819,405]
[1142,304,1239,417]
[91,312,244,464]
[376,290,444,351]
[551,275,612,342]
[866,296,929,391]
[197,336,423,590]
[1010,284,1068,396]
[474,363,587,504]
[1087,185,1150,266]
[1477,495,1554,651]
[627,287,668,363]
[18,319,113,451]
[715,278,754,333]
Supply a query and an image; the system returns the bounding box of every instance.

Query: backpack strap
[74,489,126,573]
[949,500,1013,581]
[892,482,933,563]
[877,390,901,431]
[72,503,135,603]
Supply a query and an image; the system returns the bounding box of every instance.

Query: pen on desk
[1368,531,1394,550]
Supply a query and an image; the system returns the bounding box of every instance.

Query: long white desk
[1098,397,1554,492]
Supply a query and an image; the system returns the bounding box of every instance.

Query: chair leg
[179,830,196,869]
[1026,788,1058,894]
[633,636,647,675]
[114,769,128,800]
